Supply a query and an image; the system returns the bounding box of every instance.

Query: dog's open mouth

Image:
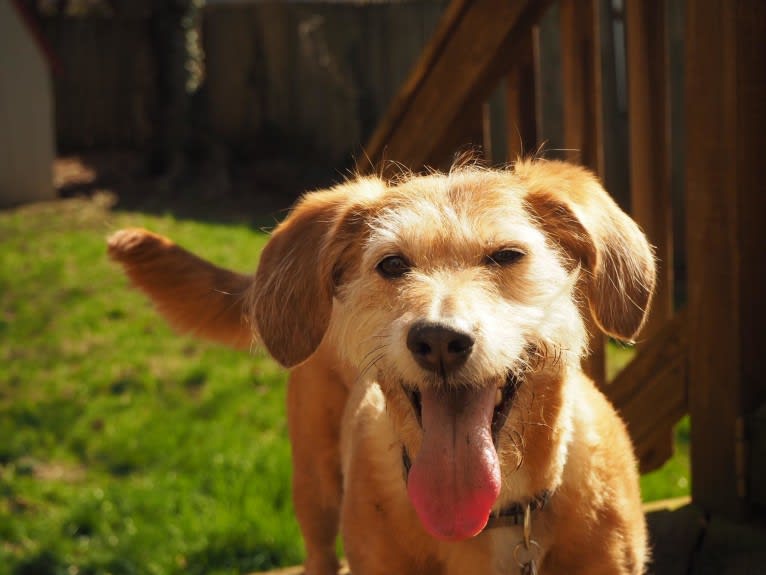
[402,372,519,444]
[401,373,520,542]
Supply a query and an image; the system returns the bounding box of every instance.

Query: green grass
[0,193,690,575]
[640,416,691,502]
[0,195,299,575]
[608,344,691,502]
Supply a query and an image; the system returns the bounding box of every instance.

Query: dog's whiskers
[507,429,525,472]
[516,419,554,432]
[358,351,387,383]
[360,343,387,364]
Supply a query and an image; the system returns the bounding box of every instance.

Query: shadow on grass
[184,532,288,575]
[8,523,296,575]
[12,549,180,575]
[12,550,65,575]
[54,150,351,229]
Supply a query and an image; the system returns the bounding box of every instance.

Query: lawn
[0,193,298,575]
[0,192,689,575]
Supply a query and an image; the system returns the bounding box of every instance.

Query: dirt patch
[13,456,87,483]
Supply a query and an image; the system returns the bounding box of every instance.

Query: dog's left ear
[519,160,656,342]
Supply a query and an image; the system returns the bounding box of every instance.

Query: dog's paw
[107,228,172,263]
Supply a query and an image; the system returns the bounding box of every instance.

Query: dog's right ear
[250,178,386,367]
[518,160,656,342]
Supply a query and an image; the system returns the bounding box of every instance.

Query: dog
[108,159,655,574]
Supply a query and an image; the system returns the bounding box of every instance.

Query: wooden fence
[41,14,156,150]
[204,1,447,164]
[359,0,766,522]
[40,1,448,164]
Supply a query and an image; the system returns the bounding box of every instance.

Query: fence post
[624,0,677,471]
[685,0,766,520]
[559,0,606,386]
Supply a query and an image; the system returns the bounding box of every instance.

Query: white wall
[0,0,55,207]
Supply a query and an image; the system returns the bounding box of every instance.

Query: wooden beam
[559,0,604,172]
[358,0,553,174]
[605,312,688,473]
[635,426,675,476]
[644,501,704,575]
[559,0,606,386]
[685,0,766,520]
[505,28,538,161]
[750,405,766,509]
[625,0,673,336]
[253,562,349,575]
[359,0,471,171]
[624,0,676,475]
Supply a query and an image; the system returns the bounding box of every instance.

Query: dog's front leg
[287,349,349,575]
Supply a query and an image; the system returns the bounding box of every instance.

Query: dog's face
[328,171,590,541]
[251,160,655,543]
[333,172,586,383]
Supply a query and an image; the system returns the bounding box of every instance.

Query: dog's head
[251,159,655,541]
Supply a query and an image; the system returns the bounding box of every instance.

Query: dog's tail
[107,228,254,350]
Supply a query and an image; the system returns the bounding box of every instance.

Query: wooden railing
[359,0,766,521]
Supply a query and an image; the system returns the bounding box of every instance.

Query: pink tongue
[407,385,501,541]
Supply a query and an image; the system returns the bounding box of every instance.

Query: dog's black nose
[406,321,474,373]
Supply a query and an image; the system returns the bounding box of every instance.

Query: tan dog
[109,160,655,575]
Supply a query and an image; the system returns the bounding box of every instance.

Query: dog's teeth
[495,387,503,407]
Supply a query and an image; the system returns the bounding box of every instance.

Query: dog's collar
[483,490,551,531]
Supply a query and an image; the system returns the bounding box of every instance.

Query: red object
[10,0,63,76]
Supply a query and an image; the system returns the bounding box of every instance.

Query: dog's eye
[377,255,411,279]
[486,248,525,266]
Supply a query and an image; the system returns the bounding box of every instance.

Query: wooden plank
[693,514,766,573]
[559,0,603,171]
[605,312,688,473]
[359,0,471,170]
[357,1,448,148]
[359,4,386,143]
[598,0,629,209]
[645,503,704,575]
[426,99,486,171]
[749,404,766,509]
[734,0,766,487]
[483,79,508,164]
[359,0,553,174]
[625,0,673,337]
[204,6,261,141]
[624,0,675,472]
[256,2,291,135]
[685,0,766,520]
[642,496,692,514]
[252,561,350,575]
[534,3,564,156]
[559,0,605,386]
[635,425,675,475]
[505,28,537,160]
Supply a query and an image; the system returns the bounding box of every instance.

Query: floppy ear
[250,178,386,367]
[107,228,254,349]
[519,160,656,342]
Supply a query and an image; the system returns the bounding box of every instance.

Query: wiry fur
[108,159,655,574]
